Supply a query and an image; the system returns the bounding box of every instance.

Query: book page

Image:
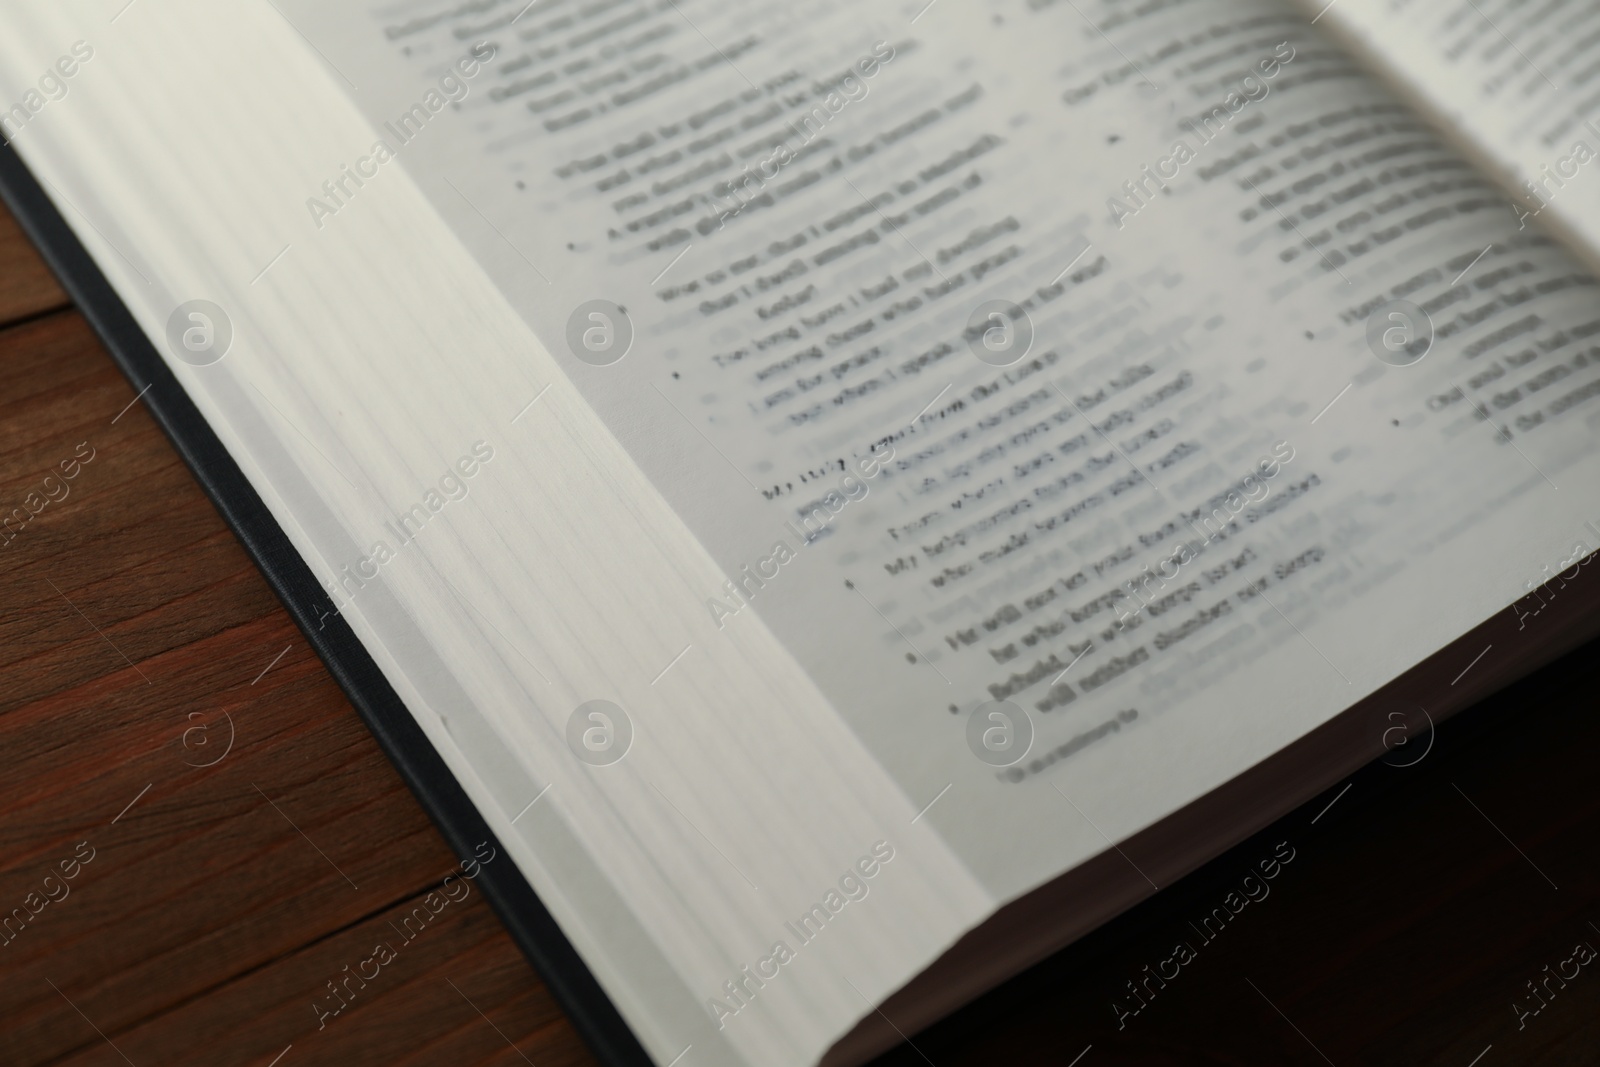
[292,0,1600,900]
[1308,0,1600,269]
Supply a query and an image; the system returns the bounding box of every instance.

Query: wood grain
[3,194,1598,1067]
[0,201,66,323]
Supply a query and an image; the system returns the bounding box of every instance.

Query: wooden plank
[47,883,600,1067]
[0,195,68,324]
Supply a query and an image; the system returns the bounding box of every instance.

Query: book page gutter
[1313,0,1600,271]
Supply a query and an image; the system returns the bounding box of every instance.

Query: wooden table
[3,196,1597,1066]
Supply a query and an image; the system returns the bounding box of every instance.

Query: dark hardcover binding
[0,139,655,1067]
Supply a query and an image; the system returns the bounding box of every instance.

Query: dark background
[1,197,1594,1066]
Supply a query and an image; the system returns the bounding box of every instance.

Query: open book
[3,0,1598,1063]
